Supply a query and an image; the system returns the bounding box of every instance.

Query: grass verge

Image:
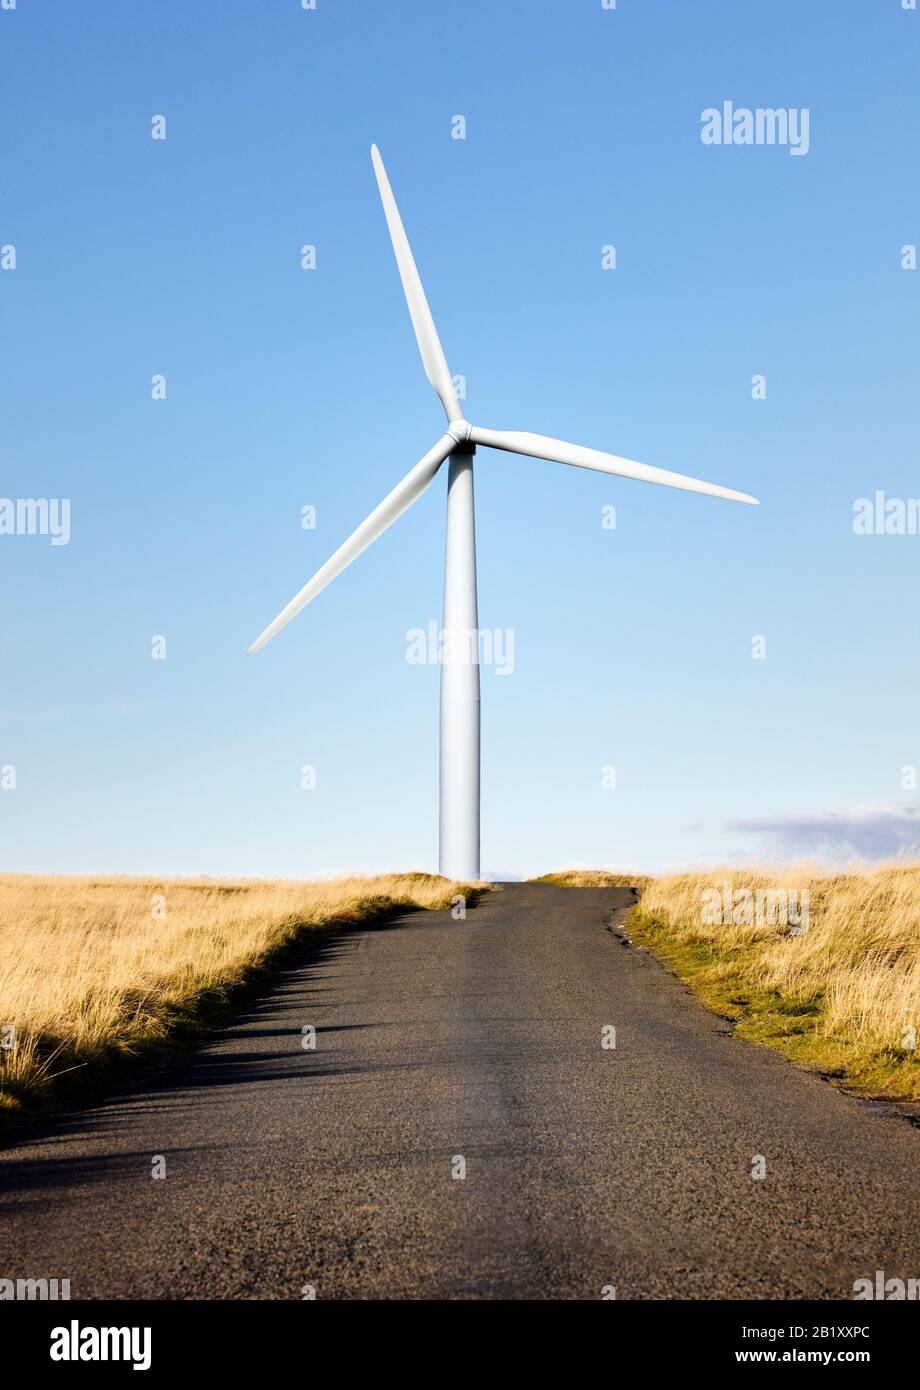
[0,872,481,1132]
[540,864,920,1105]
[628,868,920,1104]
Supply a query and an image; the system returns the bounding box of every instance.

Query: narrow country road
[2,882,920,1300]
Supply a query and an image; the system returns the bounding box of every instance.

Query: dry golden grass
[534,869,653,892]
[631,864,920,1101]
[0,872,477,1124]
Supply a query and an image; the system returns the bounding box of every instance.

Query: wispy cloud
[727,803,920,862]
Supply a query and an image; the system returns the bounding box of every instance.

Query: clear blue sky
[2,1,918,878]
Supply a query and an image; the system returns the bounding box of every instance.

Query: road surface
[3,882,920,1299]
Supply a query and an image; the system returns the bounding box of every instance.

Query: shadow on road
[0,917,424,1191]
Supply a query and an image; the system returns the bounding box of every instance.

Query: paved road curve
[3,882,920,1299]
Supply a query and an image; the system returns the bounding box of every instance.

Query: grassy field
[601,865,920,1104]
[0,872,476,1127]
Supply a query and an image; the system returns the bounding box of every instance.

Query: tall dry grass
[634,864,920,1099]
[0,873,474,1123]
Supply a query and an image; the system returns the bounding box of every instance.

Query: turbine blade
[469,426,758,505]
[371,144,461,423]
[248,434,455,654]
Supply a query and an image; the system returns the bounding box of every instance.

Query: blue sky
[2,0,918,878]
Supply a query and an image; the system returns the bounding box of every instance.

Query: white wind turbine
[249,145,758,881]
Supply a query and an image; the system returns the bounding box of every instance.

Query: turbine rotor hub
[447,419,475,452]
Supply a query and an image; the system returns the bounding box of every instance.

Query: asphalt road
[3,882,920,1300]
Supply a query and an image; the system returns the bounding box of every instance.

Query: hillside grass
[534,869,653,893]
[542,865,920,1104]
[0,872,478,1129]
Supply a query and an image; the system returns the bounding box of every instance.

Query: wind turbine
[248,145,758,881]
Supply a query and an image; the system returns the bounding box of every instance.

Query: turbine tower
[249,146,758,881]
